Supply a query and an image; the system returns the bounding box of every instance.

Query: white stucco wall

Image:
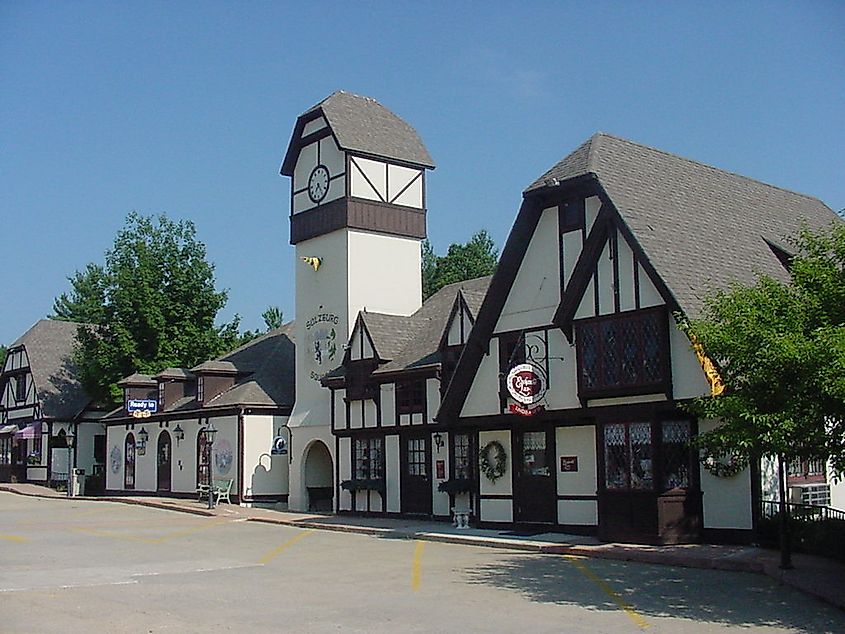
[242,414,289,500]
[431,431,450,517]
[479,430,513,523]
[555,425,598,525]
[385,434,400,513]
[495,207,560,334]
[544,329,579,411]
[460,339,499,418]
[699,420,753,530]
[669,317,711,400]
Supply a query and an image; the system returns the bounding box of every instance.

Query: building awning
[14,422,42,439]
[0,424,18,435]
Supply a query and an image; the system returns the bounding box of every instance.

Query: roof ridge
[593,132,829,206]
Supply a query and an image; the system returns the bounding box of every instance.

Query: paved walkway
[3,482,843,611]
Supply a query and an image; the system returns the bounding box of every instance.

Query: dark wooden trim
[238,410,245,504]
[557,494,599,501]
[611,229,620,313]
[290,197,427,245]
[350,156,386,203]
[479,493,513,500]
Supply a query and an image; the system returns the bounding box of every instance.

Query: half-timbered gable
[0,320,102,487]
[439,133,840,543]
[328,276,490,517]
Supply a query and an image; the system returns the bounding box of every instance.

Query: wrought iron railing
[761,499,845,522]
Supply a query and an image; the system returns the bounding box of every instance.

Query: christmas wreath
[700,452,747,478]
[479,440,507,483]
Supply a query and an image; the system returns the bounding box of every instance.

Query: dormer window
[158,382,165,407]
[197,377,204,403]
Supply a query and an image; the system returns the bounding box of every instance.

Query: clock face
[308,165,330,203]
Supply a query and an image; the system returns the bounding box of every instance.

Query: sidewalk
[2,482,843,611]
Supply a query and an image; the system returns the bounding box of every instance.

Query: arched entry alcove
[156,431,171,492]
[303,441,333,511]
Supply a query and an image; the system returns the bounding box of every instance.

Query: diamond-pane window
[576,308,668,397]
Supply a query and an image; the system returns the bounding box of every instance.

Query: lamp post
[201,423,218,510]
[65,426,75,498]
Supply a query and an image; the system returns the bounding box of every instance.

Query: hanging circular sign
[506,363,547,405]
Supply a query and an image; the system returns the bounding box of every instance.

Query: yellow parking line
[565,555,649,630]
[258,529,312,564]
[0,534,28,543]
[411,540,425,591]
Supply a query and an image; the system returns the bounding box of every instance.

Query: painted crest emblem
[506,363,547,405]
[109,445,122,474]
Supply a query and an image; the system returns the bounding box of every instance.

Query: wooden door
[513,429,556,524]
[157,431,171,492]
[401,432,432,515]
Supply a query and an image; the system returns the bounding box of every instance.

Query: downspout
[238,408,245,505]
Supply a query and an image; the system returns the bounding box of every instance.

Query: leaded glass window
[454,434,471,479]
[355,437,383,480]
[407,438,427,476]
[576,308,668,397]
[521,431,550,477]
[604,422,654,491]
[661,420,691,490]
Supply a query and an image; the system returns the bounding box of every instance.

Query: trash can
[72,468,85,496]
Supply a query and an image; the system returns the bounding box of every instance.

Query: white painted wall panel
[480,498,513,523]
[544,329,579,410]
[301,116,327,137]
[391,176,423,209]
[350,158,383,201]
[446,309,462,346]
[362,332,374,359]
[380,384,395,427]
[293,142,317,195]
[597,240,614,316]
[557,499,598,525]
[479,430,512,496]
[555,426,597,498]
[574,279,596,319]
[426,378,440,424]
[386,434,401,513]
[369,489,383,512]
[699,419,753,529]
[338,437,352,511]
[431,431,449,517]
[349,402,363,429]
[347,231,422,319]
[617,232,636,312]
[585,196,601,234]
[363,400,378,428]
[670,317,711,400]
[387,164,420,202]
[320,136,345,180]
[638,264,663,308]
[243,414,288,499]
[292,190,311,214]
[562,231,581,290]
[495,207,560,333]
[333,390,346,431]
[460,340,500,418]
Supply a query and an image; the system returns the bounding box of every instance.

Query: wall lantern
[65,426,76,450]
[201,422,218,446]
[136,427,149,455]
[173,424,185,445]
[433,432,444,453]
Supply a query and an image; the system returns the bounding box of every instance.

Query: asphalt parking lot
[1,493,843,633]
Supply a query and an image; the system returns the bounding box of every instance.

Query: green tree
[262,306,284,330]
[57,212,242,405]
[423,230,498,300]
[683,224,845,567]
[0,344,7,366]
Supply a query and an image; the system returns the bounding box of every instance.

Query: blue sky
[2,2,843,345]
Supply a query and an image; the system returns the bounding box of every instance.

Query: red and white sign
[508,403,545,416]
[506,363,547,405]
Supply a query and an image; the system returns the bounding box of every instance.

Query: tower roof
[281,91,435,175]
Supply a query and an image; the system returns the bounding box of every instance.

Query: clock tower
[280,91,435,511]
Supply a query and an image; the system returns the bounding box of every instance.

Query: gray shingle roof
[7,319,91,420]
[528,133,841,317]
[281,91,434,175]
[117,372,156,387]
[206,321,296,408]
[190,360,238,374]
[359,313,416,361]
[374,276,492,375]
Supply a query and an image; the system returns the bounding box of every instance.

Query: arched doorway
[124,433,135,490]
[303,441,333,511]
[157,431,171,492]
[197,429,210,488]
